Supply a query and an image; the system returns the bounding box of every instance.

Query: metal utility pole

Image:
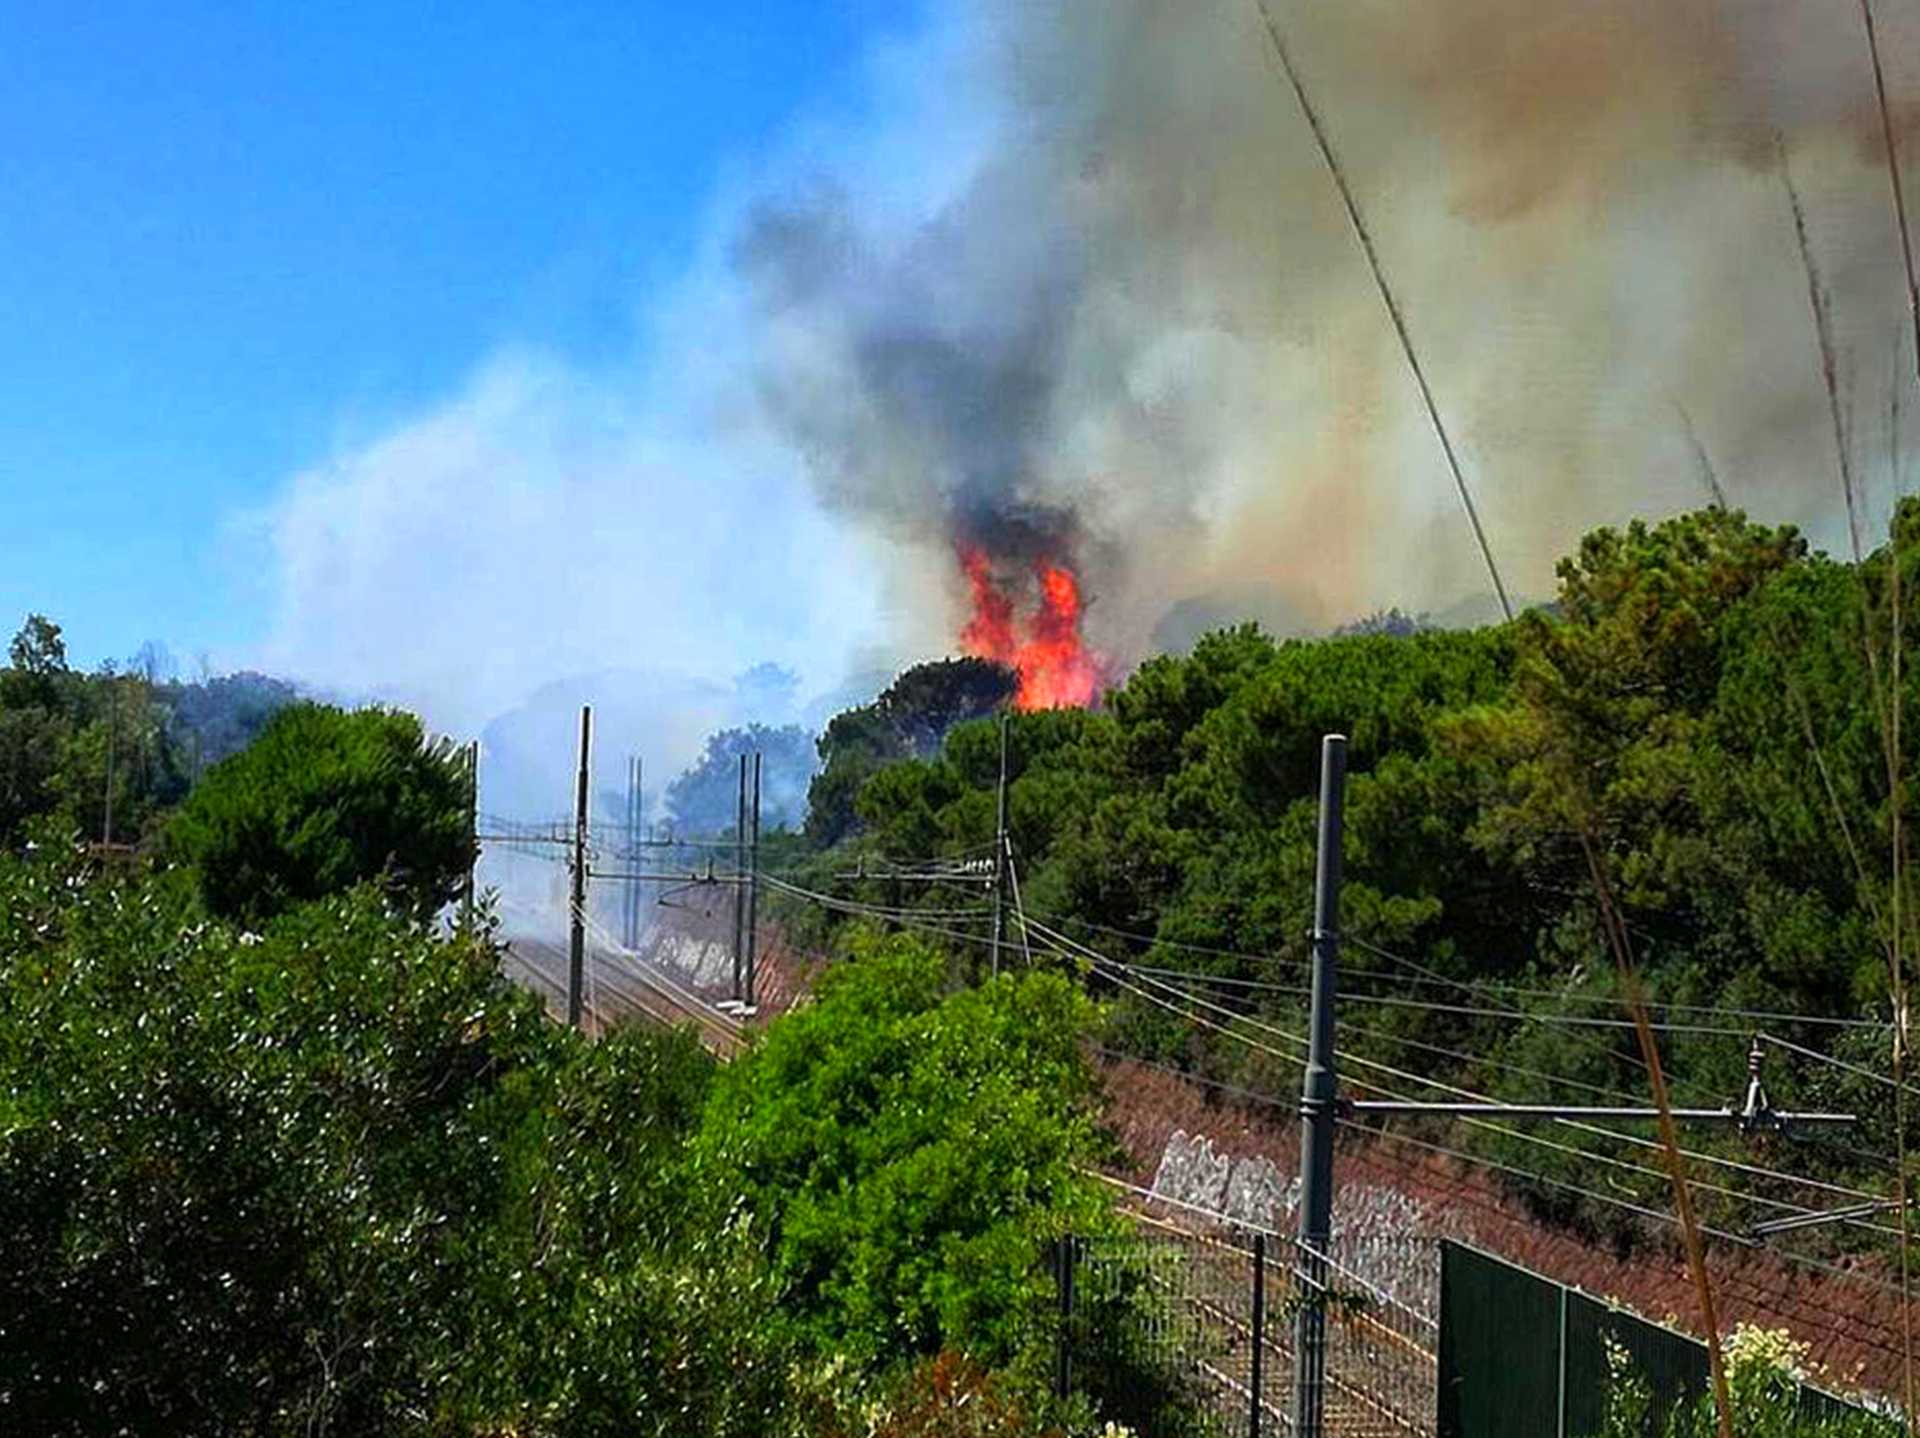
[1282,732,1852,1438]
[623,755,643,948]
[744,751,762,1009]
[1293,734,1346,1438]
[102,678,118,846]
[731,752,748,1004]
[991,714,1011,976]
[567,706,592,1031]
[462,741,480,930]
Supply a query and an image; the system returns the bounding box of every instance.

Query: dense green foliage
[692,932,1113,1368]
[168,702,475,924]
[0,831,1139,1434]
[157,669,302,767]
[0,842,812,1435]
[807,658,1017,846]
[0,615,298,851]
[796,506,1920,1238]
[18,500,1916,1428]
[0,616,193,846]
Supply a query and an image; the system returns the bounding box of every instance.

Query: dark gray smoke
[735,0,1920,660]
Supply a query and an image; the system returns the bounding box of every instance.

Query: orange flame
[956,543,1103,709]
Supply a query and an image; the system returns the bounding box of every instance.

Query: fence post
[1251,1232,1268,1438]
[1556,1283,1569,1438]
[1055,1235,1076,1400]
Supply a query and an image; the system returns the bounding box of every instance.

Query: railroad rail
[502,936,745,1055]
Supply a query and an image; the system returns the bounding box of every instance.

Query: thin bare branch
[1781,139,1866,562]
[1249,0,1513,622]
[1859,0,1920,395]
[1676,403,1729,510]
[1578,826,1733,1438]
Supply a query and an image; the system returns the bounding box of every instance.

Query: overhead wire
[1027,914,1886,1207]
[1029,905,1885,1031]
[749,872,1894,1200]
[743,864,1910,1259]
[1129,953,1886,1032]
[1341,933,1725,1107]
[1762,1029,1920,1096]
[1114,962,1789,1039]
[650,868,1920,1332]
[1093,1042,1905,1255]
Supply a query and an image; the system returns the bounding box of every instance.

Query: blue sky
[0,1,906,671]
[6,0,1904,725]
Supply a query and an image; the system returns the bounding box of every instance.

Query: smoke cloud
[253,0,1920,748]
[740,0,1920,653]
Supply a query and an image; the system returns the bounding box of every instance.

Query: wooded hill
[790,504,1920,1243]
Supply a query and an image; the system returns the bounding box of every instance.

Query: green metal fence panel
[1563,1289,1708,1437]
[1437,1242,1563,1438]
[1440,1239,1888,1438]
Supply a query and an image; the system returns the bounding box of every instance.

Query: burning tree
[956,542,1104,710]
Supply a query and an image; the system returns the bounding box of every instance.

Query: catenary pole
[1293,733,1346,1438]
[645,752,652,940]
[462,741,480,929]
[624,755,641,948]
[567,706,591,1031]
[102,677,117,846]
[991,714,1010,976]
[1250,1231,1269,1438]
[745,751,762,1008]
[731,752,747,1004]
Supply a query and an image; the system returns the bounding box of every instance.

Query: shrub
[169,702,472,924]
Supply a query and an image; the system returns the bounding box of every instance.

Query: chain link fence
[1057,1211,1438,1437]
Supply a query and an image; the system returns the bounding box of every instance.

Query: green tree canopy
[664,721,817,835]
[806,658,1016,845]
[5,613,67,689]
[691,930,1113,1370]
[0,616,196,848]
[792,506,1920,1246]
[169,702,474,924]
[0,844,808,1437]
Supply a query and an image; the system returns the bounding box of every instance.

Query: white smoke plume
[251,0,1920,747]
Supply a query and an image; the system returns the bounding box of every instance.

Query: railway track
[502,936,745,1055]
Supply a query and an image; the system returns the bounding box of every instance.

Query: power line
[1761,1030,1920,1097]
[739,876,1916,1337]
[1347,933,1888,1034]
[1094,1043,1901,1248]
[1117,964,1777,1039]
[1028,916,1883,1206]
[1032,908,1883,1031]
[765,883,1883,1210]
[1338,934,1725,1107]
[759,874,1024,959]
[757,874,1895,1231]
[1110,963,1661,1111]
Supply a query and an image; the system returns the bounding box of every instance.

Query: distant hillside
[158,671,302,769]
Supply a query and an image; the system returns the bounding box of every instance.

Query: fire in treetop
[957,543,1103,710]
